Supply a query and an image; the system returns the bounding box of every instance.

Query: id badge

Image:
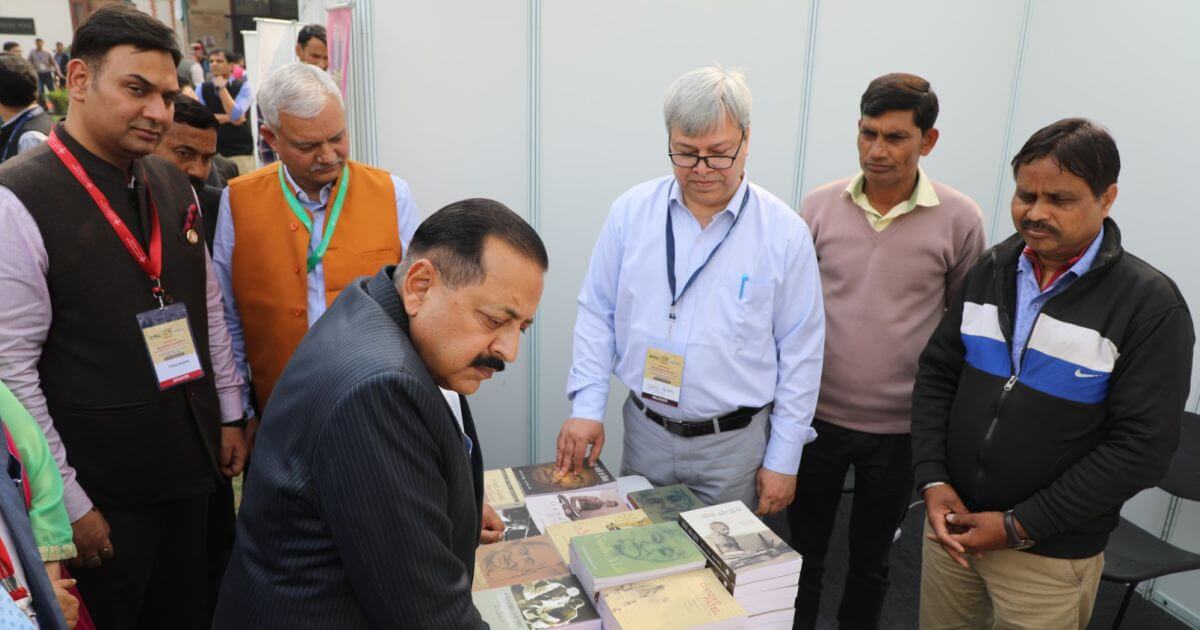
[136,303,205,390]
[641,338,685,407]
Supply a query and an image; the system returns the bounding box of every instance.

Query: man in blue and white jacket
[912,118,1194,629]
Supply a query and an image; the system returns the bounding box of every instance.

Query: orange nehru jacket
[229,160,401,406]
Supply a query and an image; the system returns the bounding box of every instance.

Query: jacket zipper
[975,374,1018,497]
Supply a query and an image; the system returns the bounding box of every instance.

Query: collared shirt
[212,164,421,416]
[1011,226,1105,373]
[1,106,48,156]
[567,175,825,474]
[196,78,254,121]
[26,50,54,75]
[0,183,245,522]
[844,167,939,231]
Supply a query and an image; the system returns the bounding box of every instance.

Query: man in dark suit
[215,198,549,628]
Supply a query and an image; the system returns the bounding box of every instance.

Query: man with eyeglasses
[555,66,825,517]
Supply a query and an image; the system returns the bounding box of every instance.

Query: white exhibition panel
[798,0,1027,235]
[365,0,1200,619]
[371,0,534,467]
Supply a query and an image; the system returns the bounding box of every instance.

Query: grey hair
[258,61,343,129]
[663,65,752,137]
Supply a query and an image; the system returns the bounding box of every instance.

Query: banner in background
[253,18,301,84]
[327,5,353,102]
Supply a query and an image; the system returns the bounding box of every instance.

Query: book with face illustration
[510,461,617,497]
[473,535,571,592]
[678,501,801,586]
[628,484,705,523]
[497,505,542,541]
[472,574,602,629]
[567,521,706,600]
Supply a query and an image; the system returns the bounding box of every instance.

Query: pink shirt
[0,186,244,521]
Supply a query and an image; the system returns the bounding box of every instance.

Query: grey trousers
[620,394,770,511]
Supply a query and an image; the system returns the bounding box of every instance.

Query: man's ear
[400,259,437,317]
[920,128,940,156]
[259,125,278,153]
[65,58,91,104]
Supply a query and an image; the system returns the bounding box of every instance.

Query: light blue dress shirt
[196,78,254,121]
[212,165,420,416]
[1011,225,1104,373]
[567,175,825,475]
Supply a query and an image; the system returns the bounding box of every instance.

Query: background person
[556,66,824,516]
[913,118,1194,629]
[196,48,255,174]
[790,73,985,630]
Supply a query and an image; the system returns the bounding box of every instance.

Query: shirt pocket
[718,273,775,347]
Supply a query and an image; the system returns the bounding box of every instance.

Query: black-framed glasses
[668,130,745,170]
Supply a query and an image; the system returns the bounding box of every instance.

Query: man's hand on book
[479,503,505,544]
[556,418,605,473]
[754,468,796,516]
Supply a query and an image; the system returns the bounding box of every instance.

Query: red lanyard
[48,127,165,300]
[0,537,29,605]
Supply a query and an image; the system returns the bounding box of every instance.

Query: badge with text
[641,338,685,407]
[136,303,204,390]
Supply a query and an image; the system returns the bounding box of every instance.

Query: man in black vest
[197,48,255,175]
[0,54,53,163]
[0,6,249,628]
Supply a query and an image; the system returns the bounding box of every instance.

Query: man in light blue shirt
[213,62,419,430]
[556,66,825,515]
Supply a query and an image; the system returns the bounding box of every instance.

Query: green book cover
[628,484,705,523]
[572,522,705,580]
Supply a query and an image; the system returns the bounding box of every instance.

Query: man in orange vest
[212,62,419,435]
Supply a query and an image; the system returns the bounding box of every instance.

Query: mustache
[471,354,506,373]
[311,160,343,173]
[1021,219,1059,236]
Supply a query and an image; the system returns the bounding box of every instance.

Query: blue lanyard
[665,182,751,320]
[0,108,40,163]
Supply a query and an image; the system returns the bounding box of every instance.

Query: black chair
[1100,411,1200,629]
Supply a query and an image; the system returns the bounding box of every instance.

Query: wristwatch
[1003,510,1035,550]
[224,414,250,429]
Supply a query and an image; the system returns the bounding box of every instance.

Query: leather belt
[630,395,764,438]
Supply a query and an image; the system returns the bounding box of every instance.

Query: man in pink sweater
[790,73,986,629]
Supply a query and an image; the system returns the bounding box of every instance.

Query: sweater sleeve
[1014,303,1195,541]
[0,381,76,561]
[911,268,972,491]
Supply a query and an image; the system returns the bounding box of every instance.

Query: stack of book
[545,509,654,562]
[679,501,802,627]
[483,461,625,531]
[568,521,707,602]
[473,574,602,629]
[594,569,747,629]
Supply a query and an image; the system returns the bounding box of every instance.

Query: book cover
[616,475,653,507]
[679,501,801,582]
[571,521,705,581]
[485,468,526,509]
[510,461,615,497]
[598,569,747,629]
[473,574,601,629]
[546,509,653,561]
[628,484,705,524]
[498,505,542,541]
[525,489,627,531]
[472,535,571,592]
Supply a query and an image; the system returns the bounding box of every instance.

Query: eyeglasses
[667,130,745,170]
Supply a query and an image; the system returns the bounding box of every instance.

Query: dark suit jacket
[214,267,486,629]
[0,453,68,630]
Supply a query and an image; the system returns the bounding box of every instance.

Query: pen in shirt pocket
[739,274,749,299]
